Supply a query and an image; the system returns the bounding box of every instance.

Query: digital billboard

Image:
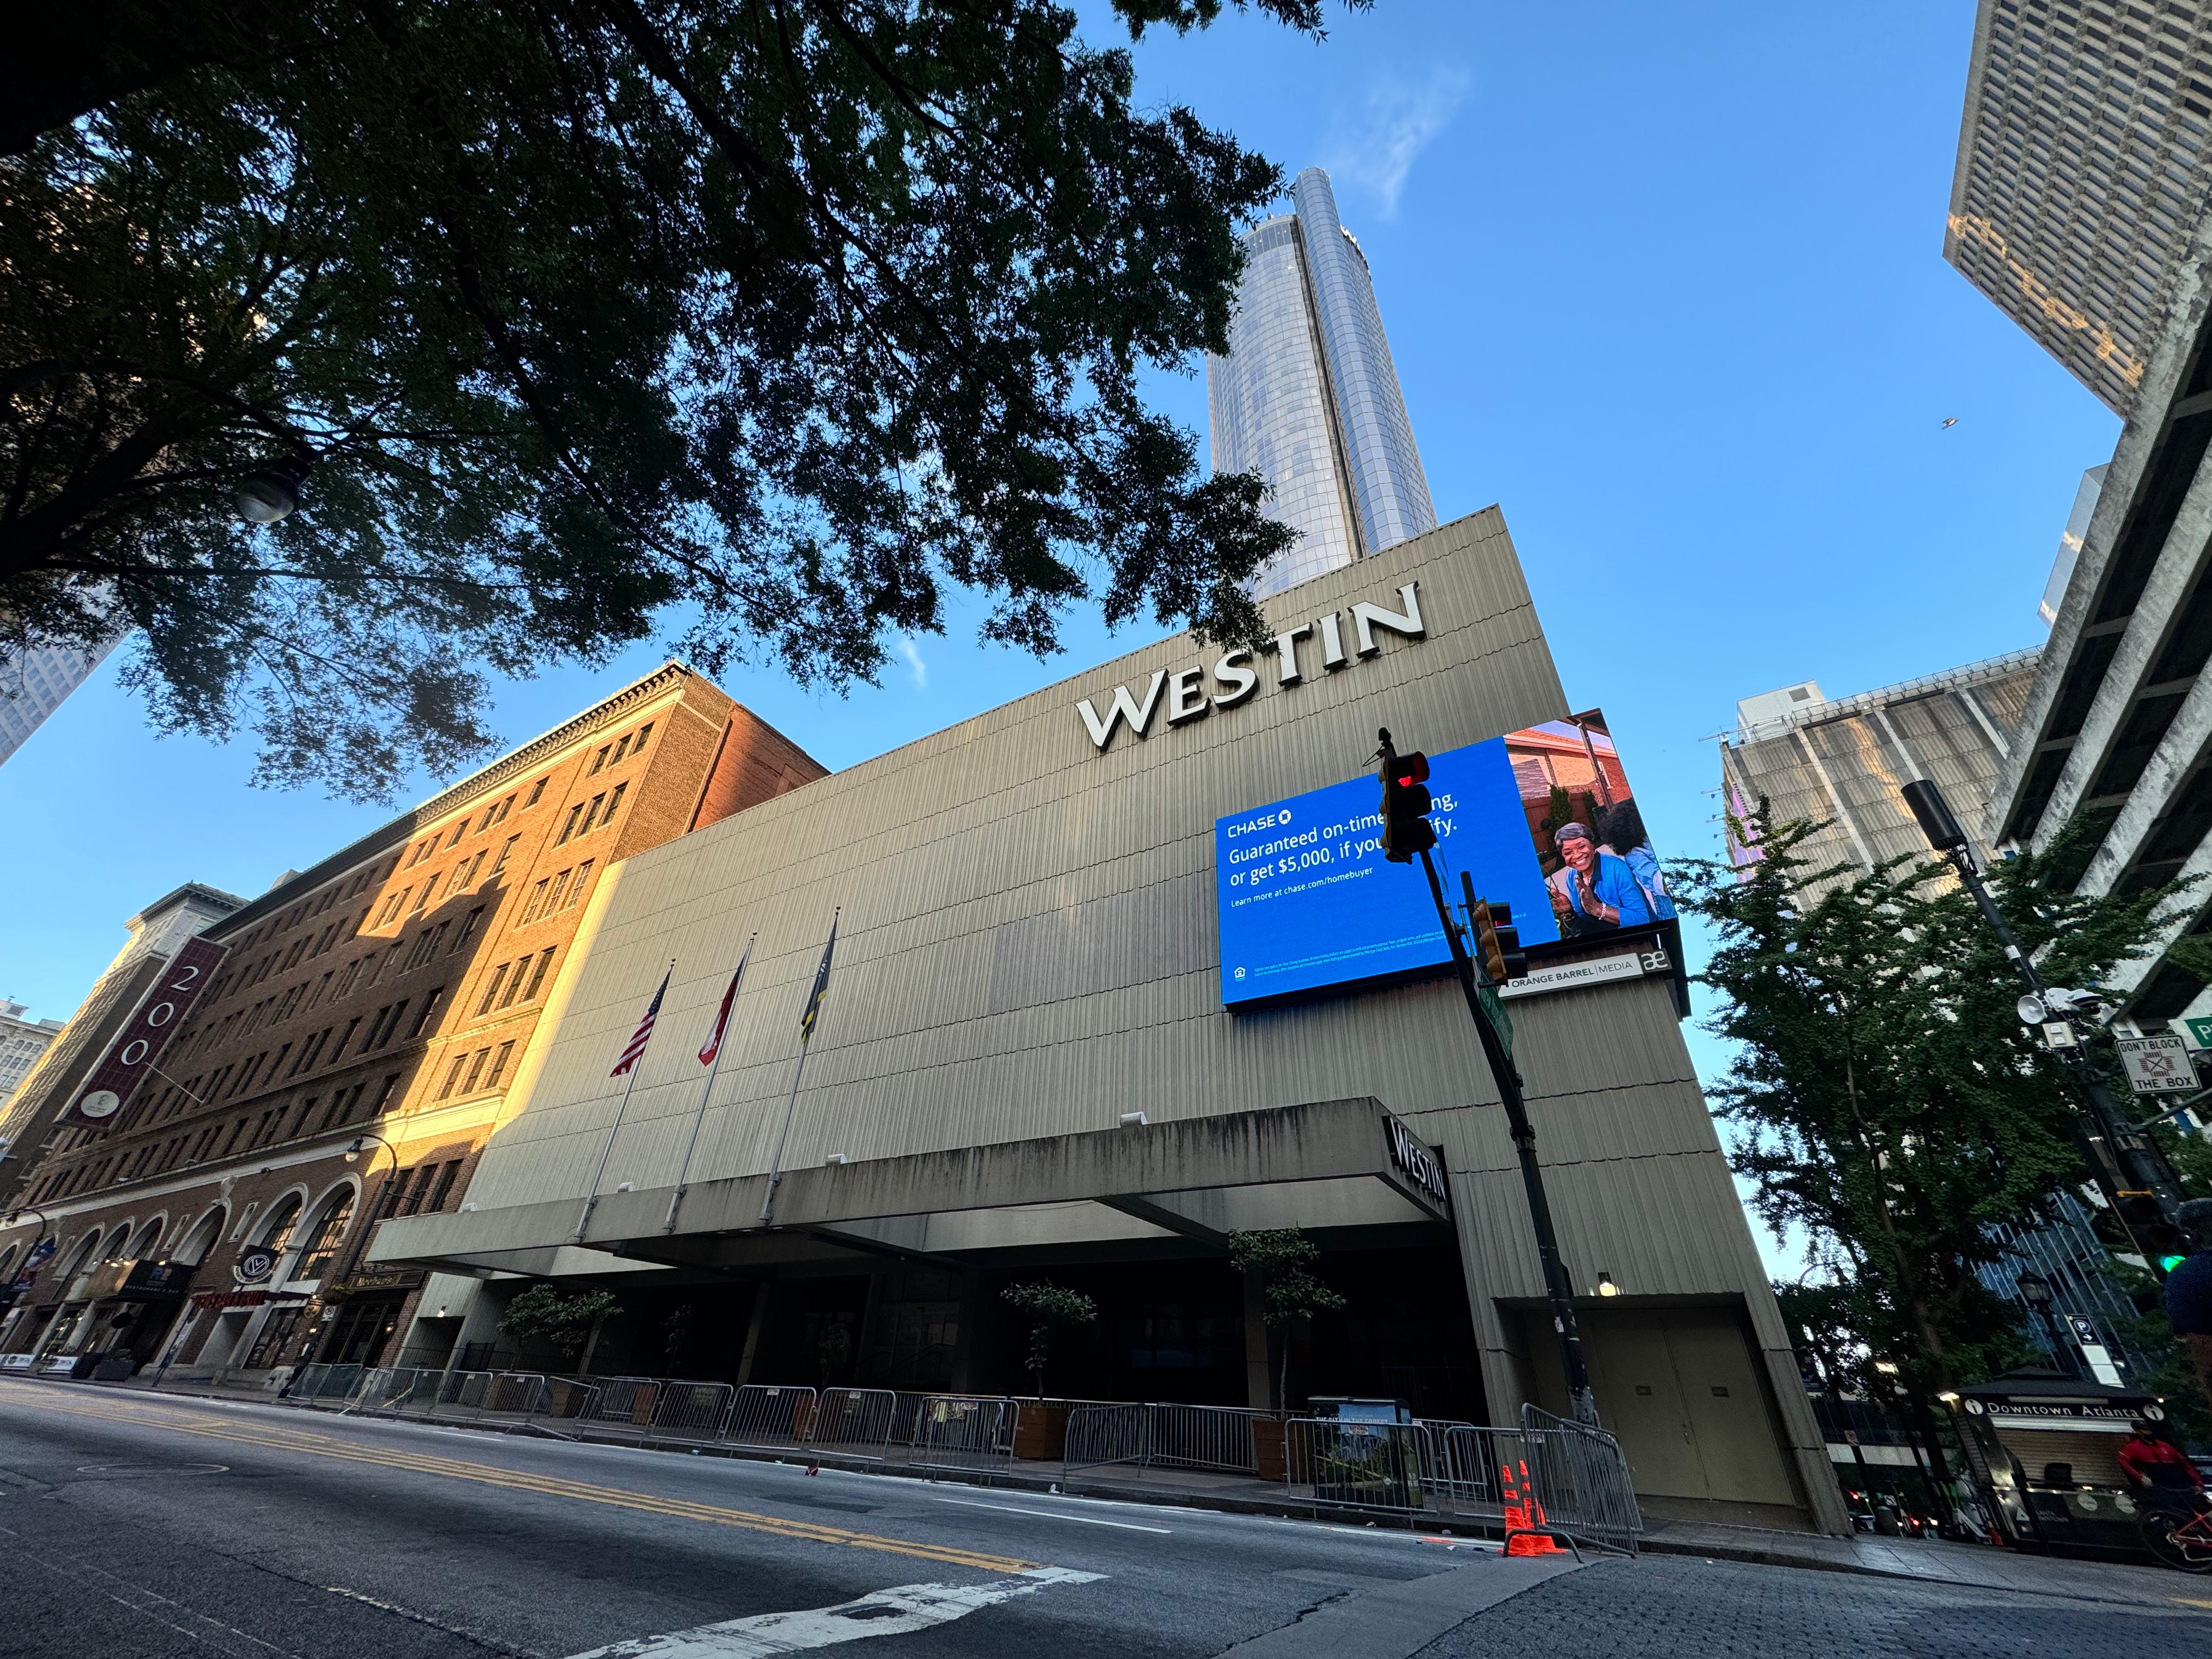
[1215,710,1672,1007]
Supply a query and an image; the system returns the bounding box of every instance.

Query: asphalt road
[0,1383,2207,1659]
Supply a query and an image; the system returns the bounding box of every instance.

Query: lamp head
[2016,1270,2053,1308]
[235,455,311,524]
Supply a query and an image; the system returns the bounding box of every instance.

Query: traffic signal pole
[1900,780,2190,1268]
[1416,845,1600,1425]
[1378,729,1598,1425]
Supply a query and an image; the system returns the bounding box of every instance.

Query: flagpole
[758,1042,812,1227]
[665,935,753,1234]
[573,959,673,1244]
[760,910,838,1228]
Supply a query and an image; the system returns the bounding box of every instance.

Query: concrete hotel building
[0,669,822,1378]
[1721,651,2042,891]
[1209,167,1438,597]
[1948,0,2212,413]
[370,511,1850,1535]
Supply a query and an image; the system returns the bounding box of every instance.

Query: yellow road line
[0,1390,1035,1575]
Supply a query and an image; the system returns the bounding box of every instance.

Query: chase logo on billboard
[1077,583,1426,752]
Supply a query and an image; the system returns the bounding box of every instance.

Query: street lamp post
[1899,779,2192,1270]
[2013,1270,2081,1379]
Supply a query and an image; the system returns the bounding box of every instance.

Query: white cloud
[1321,65,1472,219]
[897,635,928,689]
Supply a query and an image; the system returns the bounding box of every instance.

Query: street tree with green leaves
[1000,1279,1097,1396]
[498,1284,619,1369]
[1227,1227,1345,1410]
[1674,808,2211,1407]
[2,2,1361,797]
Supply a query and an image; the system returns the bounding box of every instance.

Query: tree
[499,1284,619,1370]
[1674,808,2208,1413]
[1227,1227,1344,1410]
[999,1279,1096,1396]
[1,3,1361,798]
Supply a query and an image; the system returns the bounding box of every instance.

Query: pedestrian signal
[1379,749,1436,862]
[1470,900,1526,985]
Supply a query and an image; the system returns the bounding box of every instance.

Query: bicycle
[2135,1487,2212,1573]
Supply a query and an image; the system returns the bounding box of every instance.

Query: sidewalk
[33,1372,2212,1609]
[1638,1515,2209,1608]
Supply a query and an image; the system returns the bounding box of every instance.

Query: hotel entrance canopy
[369,1097,1452,1279]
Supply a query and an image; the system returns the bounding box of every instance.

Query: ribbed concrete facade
[1723,651,2041,894]
[1947,0,2212,413]
[377,511,1847,1534]
[1984,201,2212,1024]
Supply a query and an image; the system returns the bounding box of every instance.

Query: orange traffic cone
[1498,1463,1530,1533]
[1502,1457,1567,1556]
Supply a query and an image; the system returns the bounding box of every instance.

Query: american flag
[610,967,672,1077]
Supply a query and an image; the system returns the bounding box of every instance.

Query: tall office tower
[1947,1,2212,413]
[1208,167,1437,597]
[0,635,127,768]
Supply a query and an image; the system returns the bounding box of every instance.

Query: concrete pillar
[1243,1269,1273,1409]
[735,1282,769,1385]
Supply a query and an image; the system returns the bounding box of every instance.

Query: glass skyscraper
[1207,167,1437,597]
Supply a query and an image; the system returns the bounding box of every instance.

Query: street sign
[2116,1033,2196,1094]
[2189,1015,2212,1050]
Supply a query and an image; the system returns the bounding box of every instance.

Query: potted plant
[1227,1229,1345,1480]
[1000,1281,1097,1459]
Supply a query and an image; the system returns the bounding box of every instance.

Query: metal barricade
[571,1375,663,1430]
[1147,1403,1267,1475]
[651,1380,736,1440]
[914,1395,1019,1480]
[808,1387,898,1452]
[721,1384,817,1448]
[1283,1418,1427,1517]
[1519,1405,1641,1554]
[1064,1402,1150,1471]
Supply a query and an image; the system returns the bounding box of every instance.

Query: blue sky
[1,3,2119,1262]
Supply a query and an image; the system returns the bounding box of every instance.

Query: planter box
[1254,1419,1287,1482]
[1012,1403,1068,1462]
[546,1379,591,1418]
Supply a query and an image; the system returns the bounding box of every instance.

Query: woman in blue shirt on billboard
[1550,821,1655,930]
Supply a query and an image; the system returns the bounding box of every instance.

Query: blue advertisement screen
[1215,713,1672,1007]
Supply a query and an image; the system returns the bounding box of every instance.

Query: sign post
[2116,1034,2196,1096]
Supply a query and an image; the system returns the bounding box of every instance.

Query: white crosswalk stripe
[563,1566,1104,1659]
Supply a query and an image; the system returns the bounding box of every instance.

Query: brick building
[0,664,821,1382]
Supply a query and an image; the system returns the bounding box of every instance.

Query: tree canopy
[2,2,1358,796]
[1674,809,2208,1397]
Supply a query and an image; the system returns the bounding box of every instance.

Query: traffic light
[1470,900,1527,985]
[1379,749,1436,862]
[2115,1192,2190,1277]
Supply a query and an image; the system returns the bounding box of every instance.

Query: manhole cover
[72,1462,230,1477]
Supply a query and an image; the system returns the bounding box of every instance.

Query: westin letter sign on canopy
[1077,582,1427,752]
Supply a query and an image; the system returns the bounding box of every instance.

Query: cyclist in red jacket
[2119,1420,2203,1492]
